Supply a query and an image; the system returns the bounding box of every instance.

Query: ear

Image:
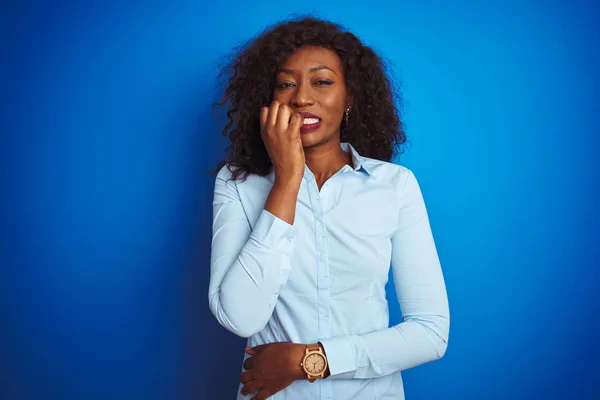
[345,86,354,109]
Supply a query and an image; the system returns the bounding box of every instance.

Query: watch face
[304,353,326,374]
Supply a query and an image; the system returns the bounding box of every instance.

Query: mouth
[299,112,322,134]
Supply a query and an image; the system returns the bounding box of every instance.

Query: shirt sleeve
[320,169,450,379]
[208,166,297,338]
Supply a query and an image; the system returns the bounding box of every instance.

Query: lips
[300,112,321,119]
[299,112,321,134]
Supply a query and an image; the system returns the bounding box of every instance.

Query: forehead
[279,46,343,72]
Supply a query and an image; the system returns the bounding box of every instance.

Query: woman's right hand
[260,101,305,184]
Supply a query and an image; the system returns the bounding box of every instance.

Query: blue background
[2,1,599,399]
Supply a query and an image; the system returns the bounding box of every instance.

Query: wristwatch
[300,343,328,383]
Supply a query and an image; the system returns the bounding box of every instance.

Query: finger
[251,344,265,354]
[251,389,270,400]
[239,370,252,384]
[243,356,254,370]
[242,380,262,395]
[245,346,256,355]
[266,101,281,127]
[259,107,268,132]
[275,104,292,133]
[288,112,303,135]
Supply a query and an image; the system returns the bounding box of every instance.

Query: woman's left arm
[320,169,450,379]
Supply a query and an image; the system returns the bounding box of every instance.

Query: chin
[300,131,334,148]
[300,133,319,147]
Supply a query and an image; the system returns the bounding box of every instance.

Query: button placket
[307,177,331,344]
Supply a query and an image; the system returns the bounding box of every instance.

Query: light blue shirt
[209,142,450,400]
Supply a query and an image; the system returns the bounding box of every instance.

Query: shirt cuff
[249,209,296,257]
[320,335,357,379]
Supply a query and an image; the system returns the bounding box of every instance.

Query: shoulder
[216,163,232,180]
[215,164,246,194]
[215,164,273,201]
[215,163,252,185]
[360,156,416,194]
[216,164,269,183]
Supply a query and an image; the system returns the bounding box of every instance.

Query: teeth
[303,118,320,124]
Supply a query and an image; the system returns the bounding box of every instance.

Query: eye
[276,82,294,89]
[315,80,333,86]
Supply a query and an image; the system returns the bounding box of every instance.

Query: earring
[345,106,351,126]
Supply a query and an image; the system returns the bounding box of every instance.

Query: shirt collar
[340,142,376,180]
[268,142,377,181]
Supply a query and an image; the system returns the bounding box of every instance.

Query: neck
[304,139,353,183]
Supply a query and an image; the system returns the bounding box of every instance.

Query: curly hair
[212,15,407,182]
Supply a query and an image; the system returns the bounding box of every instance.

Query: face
[273,46,350,148]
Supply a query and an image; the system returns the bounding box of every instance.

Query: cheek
[321,93,345,116]
[272,92,288,104]
[321,91,342,106]
[323,105,344,128]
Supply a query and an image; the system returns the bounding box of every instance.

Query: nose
[291,81,314,108]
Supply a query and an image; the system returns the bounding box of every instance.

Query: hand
[239,342,305,399]
[260,101,305,184]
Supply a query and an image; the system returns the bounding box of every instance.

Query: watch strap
[306,343,320,352]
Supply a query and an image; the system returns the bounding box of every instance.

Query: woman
[209,16,450,400]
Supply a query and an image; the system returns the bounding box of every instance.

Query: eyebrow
[277,65,337,75]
